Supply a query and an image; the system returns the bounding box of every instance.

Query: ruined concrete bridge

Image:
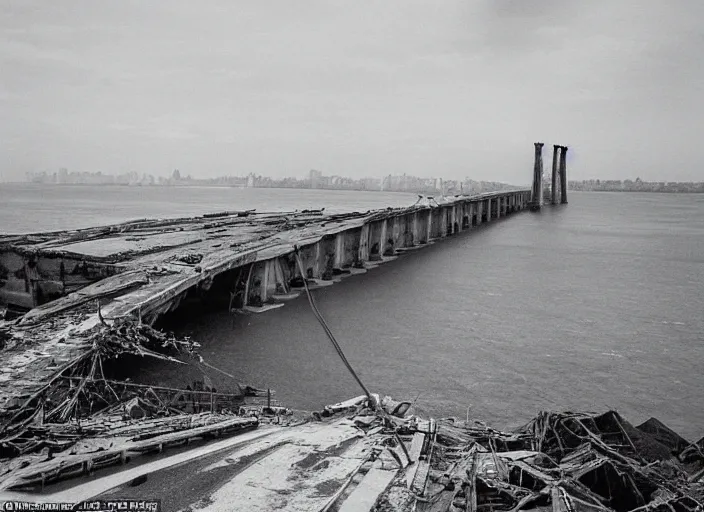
[0,188,530,416]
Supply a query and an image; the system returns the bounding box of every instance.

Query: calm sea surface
[2,184,703,440]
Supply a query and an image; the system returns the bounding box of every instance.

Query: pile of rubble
[309,396,704,512]
[0,318,270,491]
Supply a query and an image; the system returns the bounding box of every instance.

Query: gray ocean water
[1,184,703,440]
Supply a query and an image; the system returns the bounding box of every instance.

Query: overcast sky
[1,1,703,184]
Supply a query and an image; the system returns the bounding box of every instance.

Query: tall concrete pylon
[551,145,560,205]
[531,142,544,210]
[560,146,569,204]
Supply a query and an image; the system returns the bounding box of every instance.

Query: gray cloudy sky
[1,1,703,184]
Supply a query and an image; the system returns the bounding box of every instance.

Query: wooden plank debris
[338,467,398,512]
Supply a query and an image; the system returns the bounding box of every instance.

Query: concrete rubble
[156,397,704,512]
[2,384,703,511]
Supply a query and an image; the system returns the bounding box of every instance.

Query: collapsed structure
[3,391,702,511]
[0,191,530,450]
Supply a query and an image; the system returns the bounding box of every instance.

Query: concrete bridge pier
[358,224,370,262]
[560,146,568,204]
[390,217,403,251]
[333,228,362,272]
[530,142,544,210]
[296,243,319,280]
[334,232,345,270]
[551,145,559,205]
[428,209,440,240]
[425,210,433,243]
[367,220,384,260]
[410,212,419,245]
[461,203,470,229]
[414,212,428,245]
[439,207,448,238]
[376,218,388,257]
[451,205,460,234]
[246,258,287,309]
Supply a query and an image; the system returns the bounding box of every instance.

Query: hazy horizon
[2,1,703,184]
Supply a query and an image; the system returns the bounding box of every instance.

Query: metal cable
[293,247,374,404]
[292,247,417,465]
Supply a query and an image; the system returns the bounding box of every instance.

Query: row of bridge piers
[531,142,569,210]
[234,190,532,312]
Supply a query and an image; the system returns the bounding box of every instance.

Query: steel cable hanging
[293,247,374,405]
[292,246,414,464]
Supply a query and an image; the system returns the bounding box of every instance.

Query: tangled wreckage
[1,357,703,511]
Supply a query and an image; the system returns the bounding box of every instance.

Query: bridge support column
[551,145,559,205]
[317,236,337,280]
[384,217,401,251]
[334,230,361,270]
[560,146,568,204]
[358,224,370,262]
[531,142,544,210]
[415,211,427,244]
[334,232,345,269]
[440,207,448,237]
[381,218,395,256]
[426,210,433,241]
[411,212,418,245]
[368,220,385,260]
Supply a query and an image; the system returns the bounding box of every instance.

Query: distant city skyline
[23,166,704,197]
[24,167,522,196]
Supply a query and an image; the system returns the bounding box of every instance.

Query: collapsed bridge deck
[0,189,530,421]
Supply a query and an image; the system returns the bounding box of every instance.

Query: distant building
[309,169,322,189]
